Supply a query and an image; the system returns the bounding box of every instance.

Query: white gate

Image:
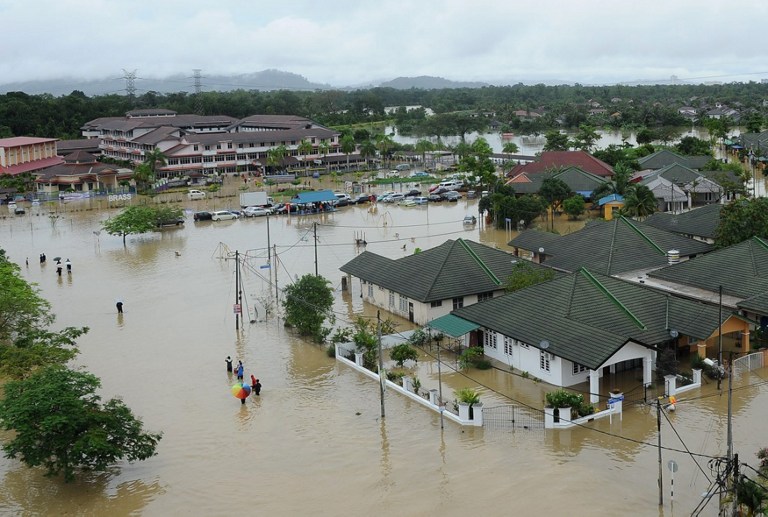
[732,352,764,378]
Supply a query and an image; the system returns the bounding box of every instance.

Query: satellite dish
[540,340,550,350]
[669,329,679,338]
[538,247,545,254]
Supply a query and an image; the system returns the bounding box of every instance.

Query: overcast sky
[1,0,767,89]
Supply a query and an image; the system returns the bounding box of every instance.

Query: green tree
[282,274,335,342]
[635,127,657,145]
[574,124,599,152]
[359,140,377,169]
[266,144,288,174]
[340,134,356,172]
[415,139,435,167]
[502,141,520,154]
[591,162,632,201]
[543,130,570,151]
[297,139,314,177]
[0,365,161,482]
[505,261,555,292]
[0,252,84,379]
[102,205,163,244]
[131,163,154,193]
[389,343,418,367]
[674,136,712,157]
[714,198,768,248]
[621,184,657,220]
[375,135,395,169]
[539,176,573,230]
[745,113,764,134]
[562,195,586,220]
[143,147,167,174]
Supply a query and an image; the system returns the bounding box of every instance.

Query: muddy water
[1,188,767,516]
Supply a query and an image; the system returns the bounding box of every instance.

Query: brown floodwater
[1,181,767,516]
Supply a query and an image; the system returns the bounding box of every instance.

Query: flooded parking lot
[1,187,767,516]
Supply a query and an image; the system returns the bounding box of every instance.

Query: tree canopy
[102,205,184,244]
[505,261,556,293]
[282,274,335,342]
[715,198,768,248]
[0,365,161,481]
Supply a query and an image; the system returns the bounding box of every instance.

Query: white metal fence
[732,351,765,378]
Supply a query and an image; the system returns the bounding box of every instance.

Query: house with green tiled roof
[637,163,725,211]
[509,216,713,275]
[638,149,712,171]
[446,268,744,401]
[644,203,722,243]
[505,166,608,198]
[646,237,768,337]
[340,239,554,325]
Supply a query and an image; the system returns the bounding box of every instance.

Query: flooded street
[1,186,767,516]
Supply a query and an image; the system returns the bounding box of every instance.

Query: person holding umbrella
[232,382,251,405]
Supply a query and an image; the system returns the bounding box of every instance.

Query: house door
[408,302,414,322]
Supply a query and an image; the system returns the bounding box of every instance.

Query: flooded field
[1,182,767,516]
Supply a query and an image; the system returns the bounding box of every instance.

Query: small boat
[501,132,515,139]
[463,215,477,226]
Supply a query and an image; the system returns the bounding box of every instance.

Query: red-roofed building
[0,137,63,176]
[506,150,614,178]
[35,151,132,197]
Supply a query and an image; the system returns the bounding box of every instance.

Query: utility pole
[730,453,739,517]
[718,285,724,391]
[727,353,734,463]
[273,244,279,301]
[437,339,444,430]
[313,222,318,276]
[377,311,385,418]
[234,250,241,331]
[657,398,663,507]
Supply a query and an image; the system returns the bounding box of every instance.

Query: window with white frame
[399,295,408,312]
[389,290,395,307]
[520,342,530,349]
[367,284,373,297]
[572,362,587,375]
[504,337,513,356]
[478,291,494,302]
[483,330,497,349]
[430,300,442,308]
[452,297,464,310]
[539,351,551,372]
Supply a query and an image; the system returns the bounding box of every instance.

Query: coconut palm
[591,162,633,201]
[415,139,435,167]
[318,141,331,173]
[359,140,376,169]
[340,134,355,172]
[297,139,313,177]
[266,145,287,174]
[622,184,657,220]
[375,135,395,169]
[502,141,520,154]
[144,148,167,175]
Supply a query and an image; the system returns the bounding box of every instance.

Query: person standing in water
[236,361,244,381]
[226,356,233,373]
[253,378,262,396]
[116,301,124,314]
[65,259,72,273]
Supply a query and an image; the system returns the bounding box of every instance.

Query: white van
[438,180,463,191]
[188,189,206,200]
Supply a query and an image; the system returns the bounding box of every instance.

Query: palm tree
[340,134,356,172]
[132,162,154,193]
[375,135,394,169]
[297,139,313,177]
[591,162,633,201]
[359,140,376,169]
[622,184,657,220]
[144,148,167,175]
[502,141,520,154]
[318,141,331,174]
[266,145,287,175]
[415,139,435,168]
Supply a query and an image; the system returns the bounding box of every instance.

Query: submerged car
[211,210,239,221]
[193,211,213,221]
[243,206,271,217]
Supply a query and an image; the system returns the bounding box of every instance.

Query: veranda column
[643,356,654,387]
[589,370,600,404]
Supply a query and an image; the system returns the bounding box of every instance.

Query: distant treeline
[1,82,767,140]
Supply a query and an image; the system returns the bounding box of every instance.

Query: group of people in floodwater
[226,356,261,404]
[38,253,71,277]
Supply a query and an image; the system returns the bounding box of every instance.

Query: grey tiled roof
[340,239,550,302]
[638,150,711,170]
[507,166,607,195]
[509,217,713,275]
[650,237,768,300]
[453,268,726,370]
[644,204,722,239]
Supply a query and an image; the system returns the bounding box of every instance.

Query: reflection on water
[1,184,767,516]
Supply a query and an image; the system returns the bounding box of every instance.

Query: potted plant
[455,387,481,420]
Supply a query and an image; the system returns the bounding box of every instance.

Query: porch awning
[426,314,480,338]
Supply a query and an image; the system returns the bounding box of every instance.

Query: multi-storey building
[0,136,63,176]
[82,110,345,178]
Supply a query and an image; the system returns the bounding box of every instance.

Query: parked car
[14,206,25,215]
[386,193,405,203]
[243,206,271,217]
[410,171,430,178]
[413,196,429,205]
[354,194,372,205]
[211,210,239,221]
[157,216,185,227]
[272,203,298,215]
[395,164,411,171]
[404,189,422,197]
[193,211,213,221]
[334,192,352,203]
[333,197,350,207]
[377,192,395,202]
[429,186,449,196]
[428,194,444,202]
[442,191,462,202]
[187,189,206,200]
[438,180,463,191]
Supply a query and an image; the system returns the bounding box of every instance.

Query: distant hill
[0,69,333,96]
[377,76,491,89]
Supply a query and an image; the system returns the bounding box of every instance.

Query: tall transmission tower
[122,69,137,100]
[191,69,205,114]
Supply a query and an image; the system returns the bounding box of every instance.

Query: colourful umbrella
[231,383,251,400]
